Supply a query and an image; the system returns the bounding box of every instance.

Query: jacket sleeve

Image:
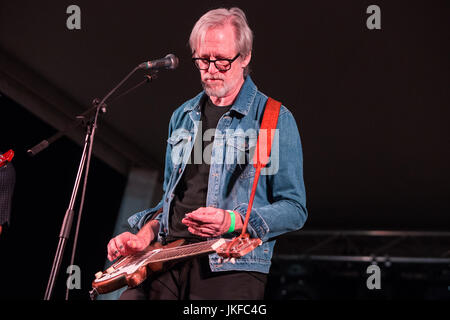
[233,108,307,242]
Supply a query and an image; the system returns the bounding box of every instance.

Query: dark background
[0,0,449,300]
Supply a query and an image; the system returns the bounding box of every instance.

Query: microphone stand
[42,67,158,300]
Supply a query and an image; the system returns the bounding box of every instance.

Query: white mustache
[204,77,224,81]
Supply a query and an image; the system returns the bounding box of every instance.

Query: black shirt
[166,97,232,243]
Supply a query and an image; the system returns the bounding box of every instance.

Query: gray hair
[189,7,253,76]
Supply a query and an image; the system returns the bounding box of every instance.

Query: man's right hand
[107,220,159,261]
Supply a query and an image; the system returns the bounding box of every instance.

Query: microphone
[139,54,179,70]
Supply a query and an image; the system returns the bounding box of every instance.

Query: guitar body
[92,239,185,294]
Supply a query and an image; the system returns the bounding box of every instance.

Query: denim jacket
[128,76,307,274]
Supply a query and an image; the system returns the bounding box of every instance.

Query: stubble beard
[201,75,240,99]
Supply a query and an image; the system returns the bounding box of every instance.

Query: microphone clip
[145,71,159,82]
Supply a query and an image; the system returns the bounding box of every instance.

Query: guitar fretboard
[147,240,223,263]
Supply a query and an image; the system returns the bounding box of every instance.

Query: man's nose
[207,61,219,74]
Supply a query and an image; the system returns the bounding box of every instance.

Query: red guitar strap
[252,97,282,169]
[224,97,281,257]
[0,149,14,168]
[242,97,281,233]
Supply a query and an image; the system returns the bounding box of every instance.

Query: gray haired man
[107,7,307,300]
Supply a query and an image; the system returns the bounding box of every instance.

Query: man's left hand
[182,207,243,237]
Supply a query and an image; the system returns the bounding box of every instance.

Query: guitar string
[111,239,232,269]
[112,240,219,266]
[150,240,223,260]
[108,238,243,272]
[146,237,251,262]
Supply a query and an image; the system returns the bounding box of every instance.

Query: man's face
[195,24,250,99]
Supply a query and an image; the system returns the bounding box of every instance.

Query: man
[107,7,307,300]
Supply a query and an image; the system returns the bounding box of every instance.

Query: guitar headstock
[212,235,262,259]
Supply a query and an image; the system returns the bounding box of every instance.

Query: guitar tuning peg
[218,257,223,264]
[230,258,236,264]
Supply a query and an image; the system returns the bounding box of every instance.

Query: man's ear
[241,51,252,69]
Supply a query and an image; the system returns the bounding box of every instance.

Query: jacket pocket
[167,129,192,167]
[225,132,257,179]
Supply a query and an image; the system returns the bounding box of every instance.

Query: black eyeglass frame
[192,53,241,71]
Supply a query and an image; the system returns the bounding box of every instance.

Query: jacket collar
[183,76,257,116]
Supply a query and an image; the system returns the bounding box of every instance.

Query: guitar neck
[148,239,224,263]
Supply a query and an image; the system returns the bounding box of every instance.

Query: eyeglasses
[192,53,241,71]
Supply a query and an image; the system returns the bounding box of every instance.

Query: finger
[126,237,145,253]
[188,207,205,215]
[182,218,206,229]
[113,237,126,256]
[183,213,226,230]
[126,239,138,253]
[185,221,217,231]
[188,206,218,216]
[185,211,222,224]
[187,225,216,237]
[107,239,119,261]
[183,220,222,234]
[184,214,214,224]
[182,217,199,226]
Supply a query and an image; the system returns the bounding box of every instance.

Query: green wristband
[227,210,236,233]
